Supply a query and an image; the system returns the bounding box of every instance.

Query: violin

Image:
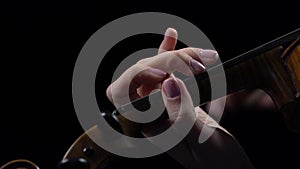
[1,28,299,169]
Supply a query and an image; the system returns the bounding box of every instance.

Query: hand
[106,28,254,169]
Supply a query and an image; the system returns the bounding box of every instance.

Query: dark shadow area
[1,1,300,169]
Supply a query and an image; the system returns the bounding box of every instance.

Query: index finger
[158,28,178,54]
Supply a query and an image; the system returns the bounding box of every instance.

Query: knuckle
[137,57,151,64]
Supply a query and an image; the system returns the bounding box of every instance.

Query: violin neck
[192,46,289,106]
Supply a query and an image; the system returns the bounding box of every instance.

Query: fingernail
[199,49,218,59]
[164,28,177,39]
[150,68,167,77]
[163,78,180,98]
[189,58,206,72]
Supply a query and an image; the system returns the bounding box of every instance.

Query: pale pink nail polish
[164,28,177,39]
[199,49,218,58]
[150,68,167,77]
[163,78,180,98]
[189,58,206,72]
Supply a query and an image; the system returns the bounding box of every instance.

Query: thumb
[142,77,196,137]
[161,78,181,120]
[162,77,196,122]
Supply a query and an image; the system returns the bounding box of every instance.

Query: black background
[1,1,300,169]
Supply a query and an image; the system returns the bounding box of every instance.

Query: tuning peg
[101,111,123,133]
[57,158,90,169]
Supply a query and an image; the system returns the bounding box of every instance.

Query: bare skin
[106,28,255,169]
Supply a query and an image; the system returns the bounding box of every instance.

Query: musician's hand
[106,28,254,169]
[106,28,216,107]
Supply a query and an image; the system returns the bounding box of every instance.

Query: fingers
[107,47,219,105]
[158,28,178,54]
[106,27,219,107]
[138,47,217,76]
[106,65,168,106]
[175,48,219,66]
[132,67,167,98]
